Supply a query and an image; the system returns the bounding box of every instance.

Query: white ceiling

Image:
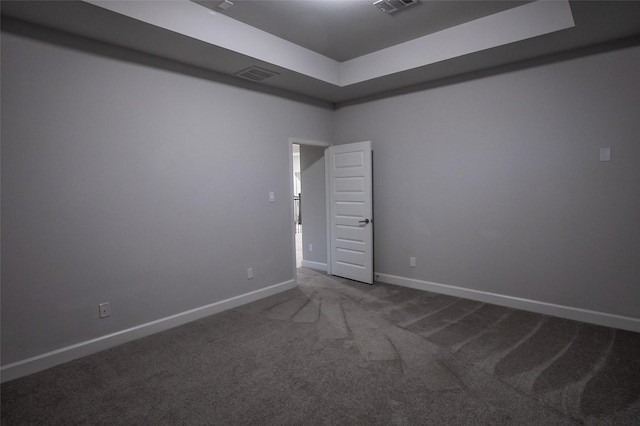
[194,0,530,61]
[3,1,640,105]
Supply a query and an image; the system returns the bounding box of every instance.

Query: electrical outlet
[410,257,416,267]
[99,302,111,318]
[308,244,313,252]
[247,267,254,279]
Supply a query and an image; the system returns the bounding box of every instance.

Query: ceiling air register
[234,66,279,82]
[374,0,419,14]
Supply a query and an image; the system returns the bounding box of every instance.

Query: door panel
[335,201,364,217]
[326,141,373,284]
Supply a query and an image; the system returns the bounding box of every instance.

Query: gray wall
[335,44,640,319]
[300,145,327,265]
[1,26,333,364]
[3,19,640,368]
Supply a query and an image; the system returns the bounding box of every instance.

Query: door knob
[358,219,370,225]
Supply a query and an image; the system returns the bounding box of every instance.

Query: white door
[326,141,373,284]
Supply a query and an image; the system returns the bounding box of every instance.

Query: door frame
[288,138,331,281]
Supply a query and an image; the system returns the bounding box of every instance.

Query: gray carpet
[2,267,640,425]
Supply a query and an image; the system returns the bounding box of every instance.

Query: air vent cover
[374,0,419,14]
[234,66,279,82]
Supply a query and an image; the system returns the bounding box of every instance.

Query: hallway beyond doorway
[296,232,302,269]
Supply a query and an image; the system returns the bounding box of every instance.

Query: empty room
[2,0,639,424]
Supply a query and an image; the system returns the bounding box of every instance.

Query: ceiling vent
[217,0,233,11]
[234,66,280,82]
[190,0,233,13]
[374,0,419,14]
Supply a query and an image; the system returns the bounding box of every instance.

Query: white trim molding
[300,260,327,272]
[288,138,331,148]
[376,273,640,333]
[1,279,296,383]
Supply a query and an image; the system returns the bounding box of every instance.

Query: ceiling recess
[373,0,420,15]
[234,66,280,82]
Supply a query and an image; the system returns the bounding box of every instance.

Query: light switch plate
[600,147,611,162]
[269,192,275,202]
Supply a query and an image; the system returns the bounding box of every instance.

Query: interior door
[326,141,373,284]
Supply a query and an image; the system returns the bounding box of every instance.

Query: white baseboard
[376,273,640,333]
[1,279,297,383]
[301,260,327,272]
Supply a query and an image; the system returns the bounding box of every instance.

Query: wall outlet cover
[99,302,111,318]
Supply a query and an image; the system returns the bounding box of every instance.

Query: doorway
[292,144,302,268]
[288,138,330,278]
